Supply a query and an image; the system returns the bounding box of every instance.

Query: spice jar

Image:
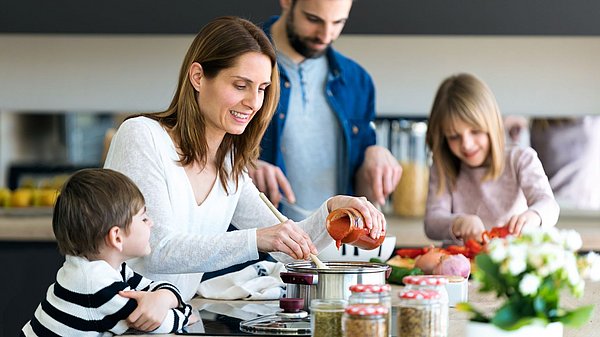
[326,207,385,250]
[310,299,347,337]
[397,289,447,337]
[343,304,388,337]
[402,275,449,331]
[348,284,391,336]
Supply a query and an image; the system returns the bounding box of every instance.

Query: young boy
[22,168,194,336]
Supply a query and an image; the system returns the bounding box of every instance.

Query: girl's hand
[505,210,541,235]
[256,220,317,260]
[452,215,486,243]
[327,195,386,240]
[119,289,177,331]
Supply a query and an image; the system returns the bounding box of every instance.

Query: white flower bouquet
[458,226,600,331]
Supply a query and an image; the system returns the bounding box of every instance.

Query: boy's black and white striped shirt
[22,255,193,336]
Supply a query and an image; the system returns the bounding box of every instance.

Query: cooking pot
[281,261,391,311]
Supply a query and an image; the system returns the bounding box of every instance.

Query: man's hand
[248,160,295,207]
[355,145,402,206]
[119,289,178,332]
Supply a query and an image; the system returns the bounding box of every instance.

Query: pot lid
[239,298,310,335]
[285,261,390,274]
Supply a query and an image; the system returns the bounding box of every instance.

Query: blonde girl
[424,73,559,244]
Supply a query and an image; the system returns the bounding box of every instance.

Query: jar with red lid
[348,284,391,336]
[342,304,388,337]
[326,207,385,250]
[402,275,449,332]
[397,289,447,337]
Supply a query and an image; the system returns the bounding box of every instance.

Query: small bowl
[317,236,396,262]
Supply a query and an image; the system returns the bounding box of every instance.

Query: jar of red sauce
[326,208,385,250]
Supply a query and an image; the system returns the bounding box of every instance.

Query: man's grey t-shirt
[278,53,340,221]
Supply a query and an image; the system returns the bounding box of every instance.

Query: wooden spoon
[258,192,329,269]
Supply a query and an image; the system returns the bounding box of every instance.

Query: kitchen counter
[130,280,600,337]
[1,209,598,248]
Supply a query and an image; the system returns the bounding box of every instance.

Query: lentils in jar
[397,289,447,337]
[343,304,388,337]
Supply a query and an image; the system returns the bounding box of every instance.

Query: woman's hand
[256,220,317,260]
[505,210,541,235]
[452,215,486,243]
[326,195,386,240]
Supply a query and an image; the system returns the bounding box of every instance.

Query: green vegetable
[370,258,424,285]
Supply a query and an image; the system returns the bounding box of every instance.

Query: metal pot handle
[280,272,316,285]
[385,265,392,279]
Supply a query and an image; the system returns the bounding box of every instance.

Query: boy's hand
[452,215,485,243]
[119,289,178,331]
[187,311,200,326]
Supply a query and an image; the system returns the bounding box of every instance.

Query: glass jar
[391,119,429,217]
[397,289,447,337]
[402,275,449,306]
[343,304,388,337]
[348,284,392,336]
[310,299,347,337]
[402,275,449,331]
[326,207,385,250]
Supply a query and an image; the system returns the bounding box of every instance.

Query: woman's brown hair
[426,73,505,194]
[135,16,279,193]
[53,168,145,257]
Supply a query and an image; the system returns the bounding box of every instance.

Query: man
[251,0,402,220]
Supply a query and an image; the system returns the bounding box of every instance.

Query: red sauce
[326,208,385,250]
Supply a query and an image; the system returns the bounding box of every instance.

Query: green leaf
[491,303,521,329]
[557,305,595,328]
[456,302,490,323]
[475,254,508,297]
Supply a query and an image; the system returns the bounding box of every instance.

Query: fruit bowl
[317,236,396,262]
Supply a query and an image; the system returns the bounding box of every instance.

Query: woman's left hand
[326,196,386,240]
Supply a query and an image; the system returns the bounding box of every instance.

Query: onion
[414,248,446,274]
[432,254,471,278]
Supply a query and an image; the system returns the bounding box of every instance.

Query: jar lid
[399,289,441,300]
[345,304,388,316]
[349,284,391,293]
[403,275,448,286]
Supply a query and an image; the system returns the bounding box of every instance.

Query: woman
[104,16,385,301]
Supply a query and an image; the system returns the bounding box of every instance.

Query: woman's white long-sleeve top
[104,117,332,301]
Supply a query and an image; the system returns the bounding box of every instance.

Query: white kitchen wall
[1,34,599,116]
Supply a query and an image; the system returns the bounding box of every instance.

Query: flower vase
[466,321,563,337]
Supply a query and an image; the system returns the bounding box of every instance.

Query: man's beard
[285,16,328,59]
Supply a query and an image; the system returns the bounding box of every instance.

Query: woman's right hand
[326,195,386,240]
[452,215,486,243]
[256,220,317,260]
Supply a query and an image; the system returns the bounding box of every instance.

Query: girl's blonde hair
[133,16,280,194]
[426,73,505,194]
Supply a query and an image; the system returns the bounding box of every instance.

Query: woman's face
[195,52,272,138]
[444,118,490,168]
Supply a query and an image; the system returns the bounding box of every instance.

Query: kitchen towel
[197,261,286,300]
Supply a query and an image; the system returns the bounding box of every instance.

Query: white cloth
[197,261,286,300]
[104,117,333,301]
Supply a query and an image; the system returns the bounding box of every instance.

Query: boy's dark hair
[52,168,145,257]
